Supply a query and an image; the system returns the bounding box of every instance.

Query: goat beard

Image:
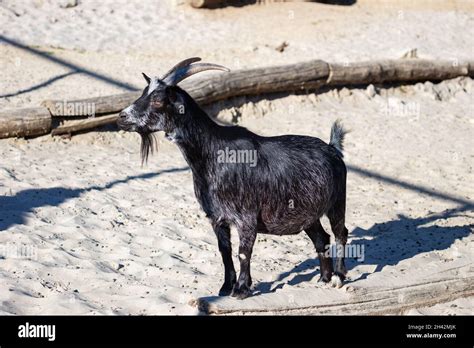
[139,131,156,165]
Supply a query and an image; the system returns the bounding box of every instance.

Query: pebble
[59,0,78,9]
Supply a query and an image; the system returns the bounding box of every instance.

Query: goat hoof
[330,274,344,289]
[318,273,332,283]
[231,286,251,300]
[218,284,234,296]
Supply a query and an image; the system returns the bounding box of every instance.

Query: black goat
[117,58,349,299]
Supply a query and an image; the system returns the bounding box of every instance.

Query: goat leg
[305,220,334,283]
[231,226,256,299]
[328,207,348,288]
[213,221,236,296]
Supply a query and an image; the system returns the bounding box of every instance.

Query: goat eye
[152,100,164,108]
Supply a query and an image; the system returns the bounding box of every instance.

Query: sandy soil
[0,0,473,315]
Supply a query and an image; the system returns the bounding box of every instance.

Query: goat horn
[163,62,230,86]
[162,57,202,79]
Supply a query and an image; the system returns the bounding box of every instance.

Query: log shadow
[0,167,189,231]
[253,204,472,295]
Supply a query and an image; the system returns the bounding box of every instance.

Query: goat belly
[257,222,305,236]
[257,210,313,236]
[259,226,304,236]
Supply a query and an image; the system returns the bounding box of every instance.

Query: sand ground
[0,0,472,314]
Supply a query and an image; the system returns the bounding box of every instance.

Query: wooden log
[189,0,313,7]
[189,0,226,8]
[468,61,474,76]
[183,59,330,104]
[42,60,329,117]
[327,59,471,86]
[51,114,119,136]
[0,107,51,139]
[41,59,474,119]
[193,265,474,315]
[4,58,472,138]
[42,93,140,117]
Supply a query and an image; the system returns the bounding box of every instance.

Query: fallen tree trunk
[42,59,473,118]
[41,93,140,117]
[189,0,226,8]
[184,59,329,104]
[41,59,330,116]
[2,58,473,138]
[193,264,474,315]
[0,107,51,139]
[51,114,119,136]
[327,60,471,86]
[189,0,313,8]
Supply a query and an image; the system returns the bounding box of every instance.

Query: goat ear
[142,73,151,84]
[166,86,178,104]
[166,87,186,115]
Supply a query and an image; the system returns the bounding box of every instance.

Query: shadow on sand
[0,167,189,231]
[0,35,138,97]
[254,204,472,295]
[0,141,471,297]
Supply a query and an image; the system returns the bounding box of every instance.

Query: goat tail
[329,119,347,157]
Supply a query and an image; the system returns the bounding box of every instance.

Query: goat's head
[117,57,229,163]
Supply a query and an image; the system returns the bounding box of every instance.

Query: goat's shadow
[254,205,473,295]
[0,167,189,231]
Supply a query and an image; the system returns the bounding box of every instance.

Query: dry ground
[0,0,472,314]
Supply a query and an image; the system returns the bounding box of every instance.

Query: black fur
[118,78,349,299]
[329,119,347,157]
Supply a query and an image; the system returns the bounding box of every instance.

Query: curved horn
[163,62,230,86]
[162,57,202,79]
